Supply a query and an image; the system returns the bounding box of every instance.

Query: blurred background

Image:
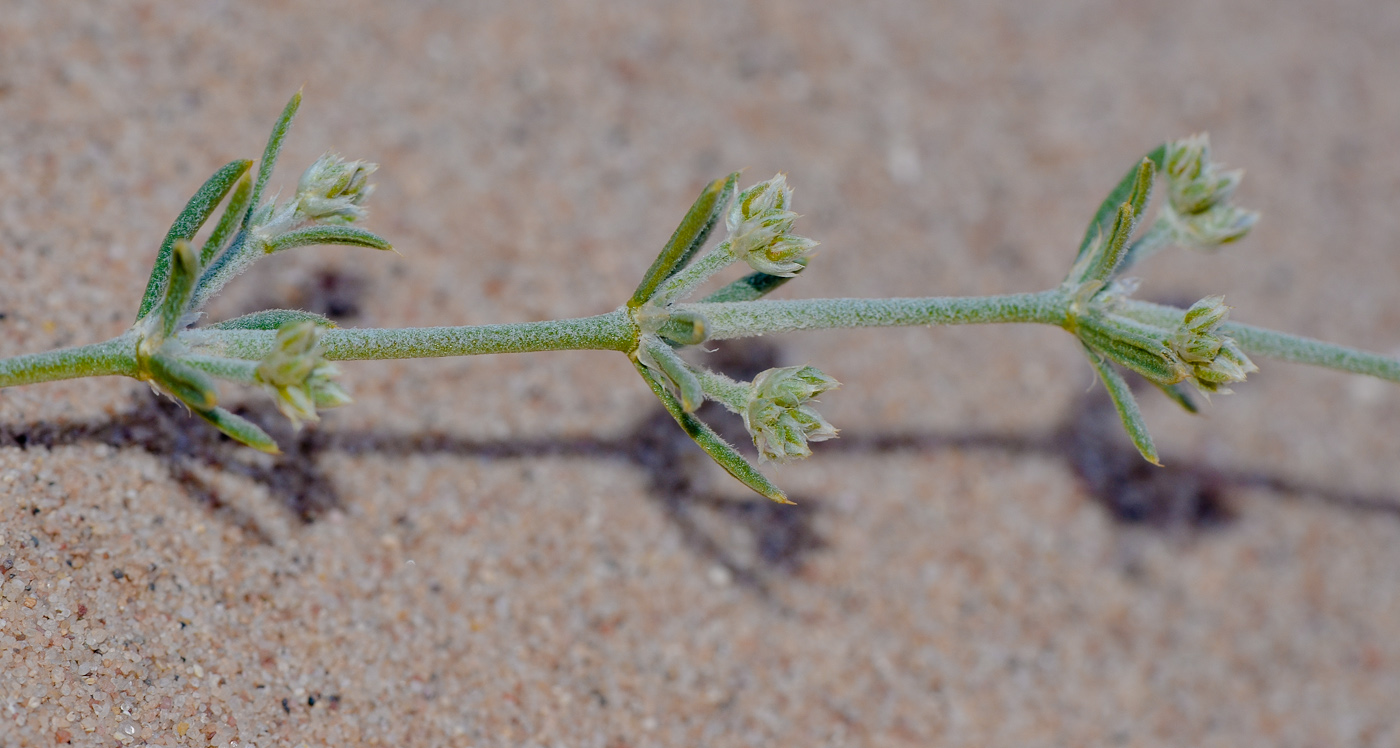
[1,1,1398,745]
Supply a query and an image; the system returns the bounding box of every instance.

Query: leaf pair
[627,177,804,503]
[1072,145,1204,465]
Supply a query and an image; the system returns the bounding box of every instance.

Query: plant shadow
[1,339,1397,597]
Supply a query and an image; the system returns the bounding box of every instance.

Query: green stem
[184,308,639,361]
[680,290,1069,341]
[651,242,735,306]
[183,355,261,384]
[0,335,139,388]
[693,367,750,414]
[1121,299,1400,382]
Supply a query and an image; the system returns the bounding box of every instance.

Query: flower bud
[742,365,840,462]
[256,320,352,427]
[1168,296,1259,394]
[726,174,818,277]
[295,153,377,224]
[1162,134,1258,251]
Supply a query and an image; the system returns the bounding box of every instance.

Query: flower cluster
[742,365,840,462]
[1167,295,1257,394]
[249,154,378,241]
[255,321,352,427]
[295,154,377,224]
[726,174,818,277]
[1162,134,1257,250]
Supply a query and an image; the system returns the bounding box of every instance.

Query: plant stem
[1122,299,1400,382]
[0,335,139,388]
[183,308,640,361]
[651,242,735,306]
[680,290,1070,341]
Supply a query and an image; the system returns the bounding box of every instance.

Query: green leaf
[632,358,792,504]
[1074,145,1166,266]
[656,309,708,347]
[1079,158,1155,283]
[135,159,253,321]
[193,407,281,454]
[207,309,337,331]
[629,173,739,307]
[147,353,219,411]
[244,90,302,230]
[1076,322,1182,385]
[158,240,200,340]
[699,260,805,304]
[265,225,393,254]
[1153,381,1199,414]
[200,172,253,266]
[1083,345,1160,465]
[642,336,704,412]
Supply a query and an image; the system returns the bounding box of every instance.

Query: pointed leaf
[200,172,253,266]
[194,407,281,454]
[1083,345,1160,465]
[642,336,704,412]
[632,359,792,503]
[1074,145,1166,266]
[136,159,253,320]
[147,353,219,411]
[630,173,739,307]
[244,90,302,230]
[207,309,336,331]
[656,309,707,347]
[158,240,200,340]
[265,225,393,254]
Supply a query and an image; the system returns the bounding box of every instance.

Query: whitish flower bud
[1168,296,1259,394]
[741,365,840,462]
[726,174,818,277]
[255,320,352,427]
[295,153,377,224]
[1162,134,1258,251]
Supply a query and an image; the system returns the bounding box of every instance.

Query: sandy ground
[3,1,1400,746]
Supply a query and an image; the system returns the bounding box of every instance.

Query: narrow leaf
[147,353,219,411]
[1083,345,1160,465]
[643,337,704,412]
[1081,202,1136,283]
[207,309,337,331]
[159,240,200,340]
[1074,145,1166,265]
[265,225,393,254]
[136,159,253,320]
[194,407,281,454]
[630,173,739,307]
[244,90,302,230]
[656,309,707,347]
[700,261,805,304]
[632,359,792,504]
[200,172,253,266]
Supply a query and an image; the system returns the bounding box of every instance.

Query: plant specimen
[2,95,1397,504]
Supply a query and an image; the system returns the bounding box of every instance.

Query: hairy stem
[0,335,139,388]
[184,308,639,361]
[680,290,1070,341]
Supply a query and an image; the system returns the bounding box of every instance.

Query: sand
[3,1,1400,746]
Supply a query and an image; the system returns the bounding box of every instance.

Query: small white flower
[255,321,352,427]
[726,174,819,277]
[742,365,840,461]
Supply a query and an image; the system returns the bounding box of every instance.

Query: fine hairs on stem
[3,95,1399,503]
